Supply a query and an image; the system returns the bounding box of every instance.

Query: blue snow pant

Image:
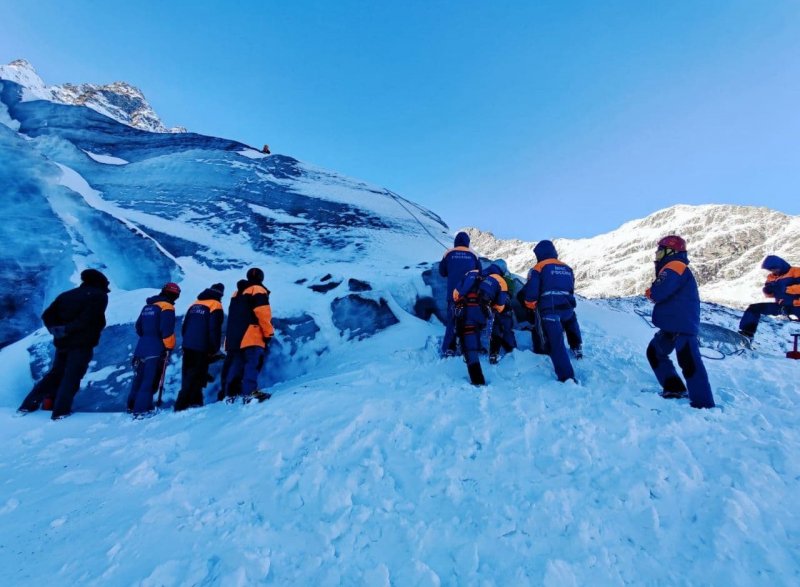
[541,311,582,382]
[490,309,517,355]
[128,355,165,414]
[225,346,266,396]
[739,302,800,336]
[647,330,715,409]
[19,347,93,419]
[442,300,458,354]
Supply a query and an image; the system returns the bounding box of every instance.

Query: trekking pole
[156,351,170,407]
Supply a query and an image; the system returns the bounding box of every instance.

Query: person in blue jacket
[645,235,715,409]
[488,259,517,364]
[18,269,109,419]
[738,255,800,341]
[522,240,582,382]
[175,283,225,411]
[453,264,508,385]
[128,282,181,415]
[439,231,481,356]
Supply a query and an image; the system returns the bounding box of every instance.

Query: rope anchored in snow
[383,189,449,250]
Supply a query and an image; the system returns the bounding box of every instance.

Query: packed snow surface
[1,299,799,586]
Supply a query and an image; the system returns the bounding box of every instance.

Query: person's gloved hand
[49,325,67,339]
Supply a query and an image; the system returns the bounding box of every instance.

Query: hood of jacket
[762,255,790,275]
[197,288,223,302]
[533,240,558,262]
[454,231,470,248]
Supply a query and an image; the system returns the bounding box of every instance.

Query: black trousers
[175,348,210,411]
[19,347,93,419]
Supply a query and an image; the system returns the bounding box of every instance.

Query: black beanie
[246,267,264,284]
[210,283,225,295]
[80,269,110,292]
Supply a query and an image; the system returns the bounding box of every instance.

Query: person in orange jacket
[128,282,180,415]
[738,255,800,341]
[223,268,274,402]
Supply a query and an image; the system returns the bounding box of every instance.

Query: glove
[49,325,67,339]
[524,300,537,310]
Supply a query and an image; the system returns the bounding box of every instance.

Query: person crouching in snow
[521,240,582,382]
[645,236,715,409]
[738,255,800,342]
[175,283,225,411]
[128,282,180,415]
[488,259,517,364]
[453,264,508,385]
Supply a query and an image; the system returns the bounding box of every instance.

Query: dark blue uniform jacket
[650,251,700,335]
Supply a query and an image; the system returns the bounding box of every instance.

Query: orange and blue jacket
[182,288,224,353]
[225,281,274,350]
[761,255,800,307]
[522,240,576,316]
[133,295,176,358]
[439,232,481,298]
[648,251,700,335]
[452,266,508,329]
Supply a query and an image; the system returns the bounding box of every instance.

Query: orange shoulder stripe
[659,260,687,276]
[154,301,175,312]
[533,258,563,272]
[193,299,223,312]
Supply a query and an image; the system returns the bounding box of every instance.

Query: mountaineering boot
[467,362,486,386]
[571,346,583,360]
[244,390,272,403]
[444,349,456,358]
[489,353,499,365]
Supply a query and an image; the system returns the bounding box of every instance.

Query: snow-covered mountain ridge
[466,204,800,309]
[0,59,184,133]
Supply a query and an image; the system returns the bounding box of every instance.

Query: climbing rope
[383,189,450,250]
[633,308,746,360]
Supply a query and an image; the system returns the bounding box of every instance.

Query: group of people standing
[16,234,800,419]
[19,268,274,419]
[439,232,800,410]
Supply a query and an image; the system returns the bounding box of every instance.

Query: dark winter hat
[246,267,264,284]
[80,268,110,292]
[210,283,225,295]
[533,240,558,262]
[454,231,470,247]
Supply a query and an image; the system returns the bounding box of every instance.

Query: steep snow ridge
[467,204,800,308]
[0,59,184,133]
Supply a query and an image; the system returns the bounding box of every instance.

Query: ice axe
[156,351,170,407]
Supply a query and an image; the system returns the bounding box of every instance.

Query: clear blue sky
[2,1,799,239]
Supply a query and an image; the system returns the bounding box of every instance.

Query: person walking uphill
[128,282,180,415]
[645,236,715,409]
[174,283,225,412]
[18,269,109,419]
[522,240,582,382]
[439,231,481,357]
[453,264,509,385]
[738,255,800,342]
[224,268,274,402]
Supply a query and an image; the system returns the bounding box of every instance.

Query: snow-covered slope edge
[466,204,800,309]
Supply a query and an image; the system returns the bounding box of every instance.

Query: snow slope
[1,299,799,585]
[466,204,800,309]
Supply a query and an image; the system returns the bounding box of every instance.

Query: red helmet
[657,235,686,252]
[162,282,181,295]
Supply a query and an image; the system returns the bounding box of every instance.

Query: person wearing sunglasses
[644,235,715,409]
